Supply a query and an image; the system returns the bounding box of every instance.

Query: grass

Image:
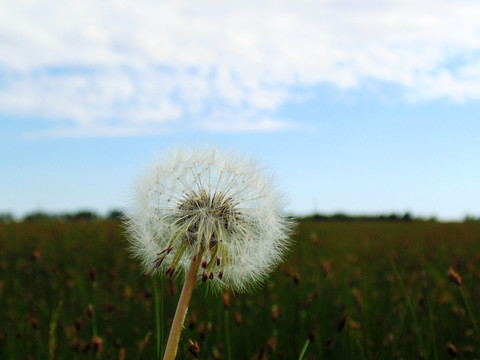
[1,219,480,359]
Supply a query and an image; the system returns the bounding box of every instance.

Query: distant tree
[107,209,124,220]
[386,213,399,221]
[309,213,328,221]
[402,212,412,222]
[71,210,99,221]
[24,211,51,221]
[331,213,352,222]
[464,215,479,222]
[301,212,421,223]
[0,212,14,223]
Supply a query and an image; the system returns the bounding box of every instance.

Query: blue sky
[1,1,480,220]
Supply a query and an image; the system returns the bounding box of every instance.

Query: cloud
[1,0,480,136]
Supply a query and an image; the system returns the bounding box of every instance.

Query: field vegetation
[1,217,480,359]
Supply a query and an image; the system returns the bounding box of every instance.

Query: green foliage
[1,220,480,359]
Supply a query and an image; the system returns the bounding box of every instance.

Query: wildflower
[125,146,293,292]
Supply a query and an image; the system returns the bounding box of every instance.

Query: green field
[1,219,480,359]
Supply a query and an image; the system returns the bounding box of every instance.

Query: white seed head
[125,146,293,293]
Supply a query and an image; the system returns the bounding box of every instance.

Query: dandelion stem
[163,251,203,360]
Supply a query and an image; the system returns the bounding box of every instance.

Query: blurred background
[1,0,480,221]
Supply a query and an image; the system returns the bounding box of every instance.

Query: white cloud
[1,0,480,136]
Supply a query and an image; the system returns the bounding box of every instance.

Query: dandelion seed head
[125,146,293,292]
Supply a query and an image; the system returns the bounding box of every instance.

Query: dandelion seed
[125,146,293,360]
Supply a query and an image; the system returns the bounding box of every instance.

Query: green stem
[224,309,233,360]
[154,279,163,360]
[459,287,480,335]
[91,282,100,360]
[49,300,62,360]
[298,339,310,360]
[353,333,367,360]
[389,256,426,358]
[426,291,439,360]
[92,282,98,337]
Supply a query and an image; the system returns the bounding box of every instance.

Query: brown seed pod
[31,249,41,262]
[188,311,197,330]
[89,266,97,282]
[446,342,458,357]
[234,311,242,326]
[271,305,279,323]
[222,292,230,309]
[91,336,103,355]
[188,339,200,358]
[337,314,348,332]
[86,304,94,319]
[448,266,462,286]
[292,272,300,285]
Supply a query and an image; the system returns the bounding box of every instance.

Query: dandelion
[125,146,293,360]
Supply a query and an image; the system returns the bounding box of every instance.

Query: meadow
[1,218,480,359]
